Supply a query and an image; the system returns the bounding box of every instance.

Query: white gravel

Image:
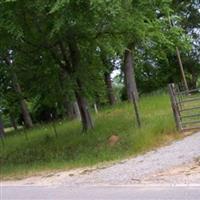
[2,131,200,186]
[64,131,200,186]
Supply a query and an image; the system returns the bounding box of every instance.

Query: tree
[123,45,139,101]
[101,53,116,105]
[0,0,193,133]
[172,0,200,89]
[0,9,34,129]
[1,53,33,128]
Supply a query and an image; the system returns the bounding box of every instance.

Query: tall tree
[172,0,200,88]
[0,0,191,132]
[101,54,116,105]
[3,56,33,128]
[123,45,139,101]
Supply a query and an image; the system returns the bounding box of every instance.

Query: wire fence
[168,83,200,132]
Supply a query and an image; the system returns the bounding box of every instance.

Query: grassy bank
[0,93,178,179]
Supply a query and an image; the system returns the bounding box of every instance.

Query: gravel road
[2,131,200,186]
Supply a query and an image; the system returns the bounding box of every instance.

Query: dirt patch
[141,161,200,184]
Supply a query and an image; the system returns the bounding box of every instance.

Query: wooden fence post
[131,92,141,128]
[50,113,58,138]
[94,103,98,114]
[168,84,181,131]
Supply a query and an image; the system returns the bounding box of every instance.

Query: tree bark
[188,66,198,89]
[101,54,116,105]
[73,101,81,120]
[75,88,94,131]
[123,47,139,102]
[94,103,98,114]
[104,72,116,105]
[12,73,33,128]
[10,114,18,131]
[4,57,33,129]
[63,98,81,120]
[69,38,94,131]
[20,99,33,128]
[59,68,80,120]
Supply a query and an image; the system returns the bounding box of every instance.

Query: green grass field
[0,92,179,179]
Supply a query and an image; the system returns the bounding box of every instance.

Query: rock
[108,135,120,146]
[69,174,74,177]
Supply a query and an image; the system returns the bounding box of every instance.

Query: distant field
[0,92,179,180]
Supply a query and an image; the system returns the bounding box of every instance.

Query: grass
[0,92,180,180]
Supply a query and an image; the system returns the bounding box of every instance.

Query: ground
[1,93,178,178]
[2,131,200,187]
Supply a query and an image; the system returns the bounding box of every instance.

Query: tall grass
[0,92,178,179]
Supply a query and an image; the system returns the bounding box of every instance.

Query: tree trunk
[104,72,116,105]
[190,67,198,89]
[73,101,81,120]
[59,68,80,120]
[66,102,75,119]
[0,116,5,138]
[4,57,33,129]
[123,47,139,102]
[101,54,116,105]
[63,98,81,120]
[94,103,98,114]
[75,81,94,132]
[10,114,18,131]
[69,38,94,131]
[20,99,33,128]
[12,73,33,128]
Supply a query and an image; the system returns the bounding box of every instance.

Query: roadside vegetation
[0,1,199,181]
[0,93,179,179]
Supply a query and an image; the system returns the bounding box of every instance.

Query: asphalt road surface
[1,185,200,200]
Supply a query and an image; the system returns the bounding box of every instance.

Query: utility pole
[168,14,189,92]
[175,47,189,91]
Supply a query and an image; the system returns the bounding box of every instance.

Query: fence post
[94,103,98,114]
[175,84,183,111]
[131,92,141,128]
[50,113,58,138]
[168,84,181,131]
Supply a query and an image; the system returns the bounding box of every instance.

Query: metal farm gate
[168,83,200,132]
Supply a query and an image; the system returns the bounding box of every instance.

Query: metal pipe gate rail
[168,83,200,132]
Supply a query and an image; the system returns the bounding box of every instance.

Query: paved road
[1,185,200,200]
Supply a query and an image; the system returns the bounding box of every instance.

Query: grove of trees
[0,0,199,132]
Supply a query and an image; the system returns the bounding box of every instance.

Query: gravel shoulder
[2,131,200,186]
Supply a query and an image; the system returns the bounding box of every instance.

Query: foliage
[0,0,198,128]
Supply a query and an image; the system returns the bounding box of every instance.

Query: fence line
[168,83,200,132]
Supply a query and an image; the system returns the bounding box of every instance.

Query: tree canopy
[0,0,199,131]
